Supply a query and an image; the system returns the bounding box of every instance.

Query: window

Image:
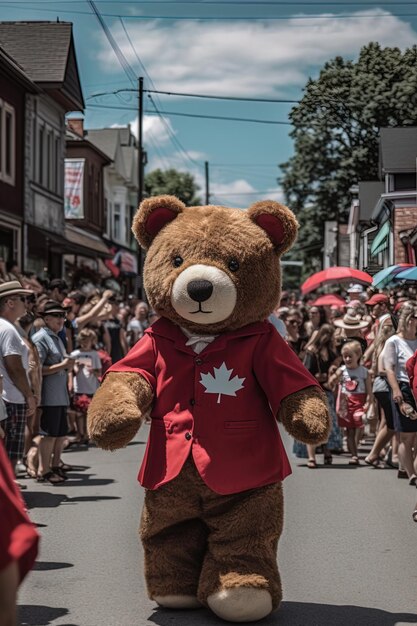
[113,202,121,240]
[0,100,16,186]
[38,125,45,185]
[36,120,61,194]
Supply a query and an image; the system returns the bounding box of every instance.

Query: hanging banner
[64,159,85,219]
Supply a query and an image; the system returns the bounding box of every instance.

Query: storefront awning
[28,225,112,259]
[371,221,391,257]
[65,225,112,258]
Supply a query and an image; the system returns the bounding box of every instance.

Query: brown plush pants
[140,457,284,609]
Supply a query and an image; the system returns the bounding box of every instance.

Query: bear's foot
[154,594,202,609]
[207,588,273,623]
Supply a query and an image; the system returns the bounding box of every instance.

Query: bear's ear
[132,195,185,248]
[246,200,299,254]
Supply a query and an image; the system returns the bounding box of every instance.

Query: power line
[87,0,136,85]
[145,89,299,103]
[2,3,417,21]
[86,88,298,103]
[147,94,201,167]
[116,17,202,168]
[87,103,292,125]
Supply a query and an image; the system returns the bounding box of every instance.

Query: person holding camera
[32,301,75,484]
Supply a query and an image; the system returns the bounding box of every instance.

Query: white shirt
[0,317,30,404]
[383,335,417,383]
[70,349,101,395]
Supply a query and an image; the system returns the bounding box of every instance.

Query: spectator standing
[48,279,68,303]
[364,314,396,468]
[105,297,128,364]
[126,301,149,347]
[282,307,307,358]
[70,328,102,445]
[384,302,417,484]
[303,324,342,467]
[32,302,75,484]
[331,340,373,465]
[15,313,43,478]
[0,282,36,482]
[333,313,368,355]
[304,306,326,341]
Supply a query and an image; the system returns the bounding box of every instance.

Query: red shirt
[0,441,39,582]
[109,318,319,495]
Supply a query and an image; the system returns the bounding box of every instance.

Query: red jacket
[108,318,319,495]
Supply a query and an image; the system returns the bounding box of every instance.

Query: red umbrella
[301,267,372,295]
[312,294,346,307]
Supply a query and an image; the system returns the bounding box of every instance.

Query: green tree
[144,168,201,206]
[280,42,417,276]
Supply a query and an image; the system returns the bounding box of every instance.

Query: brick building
[348,127,417,273]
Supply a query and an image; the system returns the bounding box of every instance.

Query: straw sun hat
[0,280,33,299]
[333,313,369,330]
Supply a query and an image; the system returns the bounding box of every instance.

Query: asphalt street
[18,425,417,626]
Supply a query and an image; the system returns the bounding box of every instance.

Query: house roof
[0,21,84,111]
[0,45,39,92]
[379,127,417,174]
[86,129,120,160]
[358,181,385,222]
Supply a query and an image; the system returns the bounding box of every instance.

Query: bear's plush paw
[207,588,273,623]
[279,386,330,445]
[87,372,153,450]
[154,595,202,610]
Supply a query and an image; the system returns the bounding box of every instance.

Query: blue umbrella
[394,266,417,282]
[371,264,414,289]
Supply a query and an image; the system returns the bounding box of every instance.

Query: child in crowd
[70,329,102,445]
[330,340,373,465]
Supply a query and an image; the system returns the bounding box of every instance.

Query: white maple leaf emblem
[199,362,245,404]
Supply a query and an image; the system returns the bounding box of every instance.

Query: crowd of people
[271,283,417,522]
[0,273,155,489]
[2,268,417,623]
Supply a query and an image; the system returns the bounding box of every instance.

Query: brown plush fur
[87,373,153,450]
[141,458,283,610]
[88,195,329,622]
[132,197,299,335]
[279,386,330,445]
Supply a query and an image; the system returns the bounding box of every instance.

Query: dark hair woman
[302,324,342,467]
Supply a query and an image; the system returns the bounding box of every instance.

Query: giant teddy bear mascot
[88,195,330,622]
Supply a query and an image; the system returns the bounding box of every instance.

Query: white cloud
[209,179,283,208]
[95,11,417,96]
[111,114,176,145]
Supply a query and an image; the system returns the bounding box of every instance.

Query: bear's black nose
[187,280,213,303]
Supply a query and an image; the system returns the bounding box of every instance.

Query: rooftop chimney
[68,117,84,138]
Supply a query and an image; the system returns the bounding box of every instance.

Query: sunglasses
[288,319,301,326]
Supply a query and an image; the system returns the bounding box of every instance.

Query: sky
[1,1,417,207]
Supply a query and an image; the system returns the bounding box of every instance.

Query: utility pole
[137,76,144,299]
[205,160,210,205]
[138,76,144,208]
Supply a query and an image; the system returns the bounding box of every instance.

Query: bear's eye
[173,256,184,268]
[228,259,240,272]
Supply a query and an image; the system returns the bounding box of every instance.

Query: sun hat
[39,300,70,316]
[364,293,389,306]
[0,280,34,299]
[333,313,369,330]
[347,284,364,294]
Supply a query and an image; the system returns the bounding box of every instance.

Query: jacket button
[190,398,195,406]
[185,432,192,441]
[195,358,203,365]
